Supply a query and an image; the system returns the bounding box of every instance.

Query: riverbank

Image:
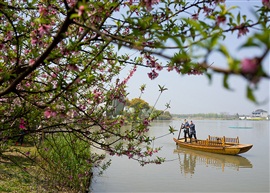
[0,144,92,193]
[0,146,45,192]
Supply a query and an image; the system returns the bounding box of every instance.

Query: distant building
[246,109,268,120]
[252,109,268,118]
[238,116,246,120]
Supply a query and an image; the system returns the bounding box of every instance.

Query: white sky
[118,1,270,115]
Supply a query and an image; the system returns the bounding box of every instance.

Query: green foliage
[0,146,47,193]
[151,110,172,120]
[246,86,257,103]
[37,133,94,192]
[173,113,239,120]
[128,98,150,110]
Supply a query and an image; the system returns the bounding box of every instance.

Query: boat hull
[173,138,253,155]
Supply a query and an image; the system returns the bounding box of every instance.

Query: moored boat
[173,135,253,155]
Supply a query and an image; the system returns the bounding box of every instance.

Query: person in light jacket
[183,119,190,142]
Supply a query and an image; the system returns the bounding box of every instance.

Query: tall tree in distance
[128,98,150,111]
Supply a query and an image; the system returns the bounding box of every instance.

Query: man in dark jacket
[189,120,197,143]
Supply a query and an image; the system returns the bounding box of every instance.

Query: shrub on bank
[37,133,93,192]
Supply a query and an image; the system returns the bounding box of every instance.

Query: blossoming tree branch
[0,0,269,192]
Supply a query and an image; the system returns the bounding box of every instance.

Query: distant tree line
[172,113,239,120]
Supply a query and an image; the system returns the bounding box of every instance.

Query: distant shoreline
[171,114,269,121]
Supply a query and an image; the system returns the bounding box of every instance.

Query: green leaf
[240,37,261,48]
[190,27,196,40]
[209,33,220,49]
[246,86,257,103]
[117,42,122,50]
[223,74,231,90]
[226,6,239,12]
[205,73,212,84]
[219,44,230,57]
[237,12,241,24]
[170,36,182,47]
[169,126,177,134]
[219,45,235,69]
[254,30,270,48]
[70,13,79,19]
[243,15,247,22]
[158,85,168,93]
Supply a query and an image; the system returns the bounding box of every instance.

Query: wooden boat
[173,135,253,155]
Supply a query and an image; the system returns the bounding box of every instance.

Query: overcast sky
[119,1,270,115]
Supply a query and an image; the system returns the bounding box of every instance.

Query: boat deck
[178,135,240,147]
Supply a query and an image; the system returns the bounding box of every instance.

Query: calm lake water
[91,120,269,193]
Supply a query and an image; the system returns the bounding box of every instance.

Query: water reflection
[174,147,253,177]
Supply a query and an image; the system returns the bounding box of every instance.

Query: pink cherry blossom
[44,109,57,119]
[24,49,30,54]
[238,27,249,38]
[262,0,270,9]
[191,13,199,20]
[216,15,226,26]
[146,149,153,156]
[25,82,31,87]
[4,31,12,41]
[79,27,84,32]
[143,118,150,126]
[31,38,38,45]
[67,64,79,71]
[167,66,174,72]
[142,0,160,11]
[19,118,26,129]
[126,152,133,159]
[67,0,76,7]
[203,6,213,16]
[234,24,249,38]
[147,69,159,80]
[29,59,35,66]
[0,44,4,51]
[38,24,51,36]
[241,58,259,74]
[38,5,48,16]
[156,64,163,71]
[174,67,181,74]
[214,0,226,4]
[78,5,85,16]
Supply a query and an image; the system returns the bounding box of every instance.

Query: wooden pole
[177,124,183,139]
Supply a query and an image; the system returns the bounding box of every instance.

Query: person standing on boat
[183,119,190,142]
[189,120,197,143]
